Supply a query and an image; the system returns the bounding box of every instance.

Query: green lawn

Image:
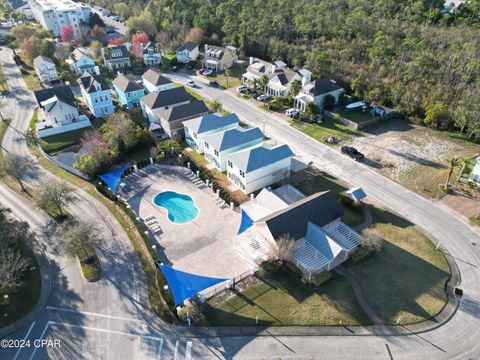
[291,117,362,145]
[0,241,42,327]
[336,108,374,123]
[22,72,42,91]
[201,266,370,326]
[205,64,245,89]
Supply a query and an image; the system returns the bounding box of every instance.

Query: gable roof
[8,0,28,10]
[160,100,209,123]
[246,59,273,77]
[103,45,130,61]
[34,85,75,108]
[270,68,299,86]
[112,74,143,93]
[183,113,239,135]
[203,127,263,152]
[70,48,93,62]
[309,78,342,96]
[257,191,343,241]
[142,69,172,87]
[142,41,157,55]
[41,95,76,113]
[177,42,198,52]
[226,144,293,172]
[77,73,109,93]
[33,56,54,68]
[140,86,190,109]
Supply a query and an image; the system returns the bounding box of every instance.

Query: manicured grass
[204,64,245,89]
[336,108,374,123]
[162,53,177,63]
[22,72,42,91]
[350,207,451,325]
[78,241,102,281]
[291,117,362,145]
[0,241,42,328]
[201,266,371,326]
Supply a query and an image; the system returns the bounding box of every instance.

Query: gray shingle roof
[8,0,28,10]
[112,74,143,93]
[33,56,54,68]
[34,85,75,108]
[183,113,239,135]
[310,78,342,96]
[142,41,157,55]
[159,100,209,123]
[140,87,190,109]
[226,144,293,172]
[77,73,108,93]
[176,42,198,52]
[258,191,343,241]
[103,45,130,61]
[142,69,172,87]
[203,127,263,152]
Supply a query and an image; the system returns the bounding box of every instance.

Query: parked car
[106,27,115,34]
[203,69,213,76]
[171,66,178,72]
[257,94,270,102]
[187,80,195,87]
[286,108,300,118]
[341,146,365,161]
[237,85,248,93]
[252,92,260,99]
[209,80,220,87]
[198,68,205,75]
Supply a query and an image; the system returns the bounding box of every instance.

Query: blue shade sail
[237,210,253,235]
[99,163,129,193]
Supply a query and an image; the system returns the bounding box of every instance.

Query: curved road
[0,47,479,358]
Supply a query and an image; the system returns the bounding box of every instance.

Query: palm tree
[211,99,222,112]
[444,157,460,190]
[260,74,269,92]
[290,79,302,97]
[252,78,260,92]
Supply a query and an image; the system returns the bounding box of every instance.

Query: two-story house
[67,48,97,75]
[264,67,305,98]
[142,68,173,93]
[470,157,480,185]
[157,100,209,140]
[226,144,293,194]
[294,78,344,112]
[77,73,114,117]
[202,44,237,72]
[241,57,276,87]
[101,45,131,71]
[176,42,199,64]
[183,113,239,153]
[33,56,58,83]
[33,86,91,138]
[141,42,162,67]
[140,86,190,123]
[112,74,145,109]
[203,127,264,172]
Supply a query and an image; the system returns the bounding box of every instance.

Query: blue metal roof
[226,144,293,172]
[204,127,263,151]
[184,113,239,135]
[347,187,367,202]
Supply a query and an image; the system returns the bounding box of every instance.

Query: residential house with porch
[141,42,162,67]
[234,188,363,273]
[226,144,293,194]
[140,86,190,124]
[203,127,264,172]
[157,100,209,139]
[470,157,480,185]
[176,42,199,64]
[142,68,173,93]
[202,44,237,71]
[264,67,311,98]
[241,57,277,87]
[112,74,145,109]
[183,113,239,153]
[33,85,91,138]
[294,78,344,113]
[101,45,131,71]
[77,73,114,117]
[67,48,97,75]
[33,56,57,83]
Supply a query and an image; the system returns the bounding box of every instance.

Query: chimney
[204,44,208,53]
[249,57,254,65]
[101,47,105,58]
[140,43,144,53]
[271,64,277,73]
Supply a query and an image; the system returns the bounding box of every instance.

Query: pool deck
[121,164,251,279]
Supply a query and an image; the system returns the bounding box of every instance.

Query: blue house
[112,74,145,109]
[67,48,97,75]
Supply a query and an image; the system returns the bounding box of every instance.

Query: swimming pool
[153,191,199,224]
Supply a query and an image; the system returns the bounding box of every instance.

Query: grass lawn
[291,117,362,145]
[350,206,451,325]
[0,64,10,93]
[205,65,244,89]
[22,72,42,91]
[201,266,371,326]
[335,108,374,123]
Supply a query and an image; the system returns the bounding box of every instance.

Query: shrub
[349,247,372,264]
[260,260,282,274]
[311,271,332,287]
[156,153,165,163]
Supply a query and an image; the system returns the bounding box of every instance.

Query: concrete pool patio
[121,163,251,279]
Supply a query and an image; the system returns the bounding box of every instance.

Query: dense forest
[68,0,480,135]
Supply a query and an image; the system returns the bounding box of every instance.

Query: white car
[187,80,195,87]
[203,70,213,76]
[286,108,300,118]
[237,85,248,93]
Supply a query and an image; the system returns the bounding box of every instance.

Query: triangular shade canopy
[158,264,227,306]
[237,209,254,235]
[99,163,129,193]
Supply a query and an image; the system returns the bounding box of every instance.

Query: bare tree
[60,220,102,260]
[361,227,383,252]
[0,248,30,293]
[3,153,33,192]
[275,234,295,261]
[35,179,74,217]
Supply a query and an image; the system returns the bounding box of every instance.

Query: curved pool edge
[152,191,200,225]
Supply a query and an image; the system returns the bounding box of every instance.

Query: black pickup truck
[341,146,365,161]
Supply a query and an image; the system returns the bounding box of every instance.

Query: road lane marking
[29,321,51,360]
[12,321,36,360]
[46,306,141,322]
[173,340,179,360]
[157,339,164,360]
[185,341,192,360]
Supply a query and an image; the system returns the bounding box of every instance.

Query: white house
[142,42,162,67]
[33,86,91,139]
[140,86,190,123]
[470,157,480,185]
[241,57,276,86]
[101,45,131,71]
[202,44,237,71]
[77,73,114,117]
[226,144,293,194]
[141,68,173,93]
[294,78,344,112]
[203,127,264,172]
[7,0,33,19]
[183,113,239,153]
[176,42,199,64]
[66,48,97,75]
[33,56,57,83]
[264,67,311,98]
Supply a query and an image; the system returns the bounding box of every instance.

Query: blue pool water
[153,191,199,224]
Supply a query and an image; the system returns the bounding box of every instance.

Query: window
[127,92,131,98]
[228,161,232,168]
[214,150,219,156]
[193,132,197,139]
[240,170,245,178]
[99,96,103,102]
[94,97,98,103]
[205,142,209,149]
